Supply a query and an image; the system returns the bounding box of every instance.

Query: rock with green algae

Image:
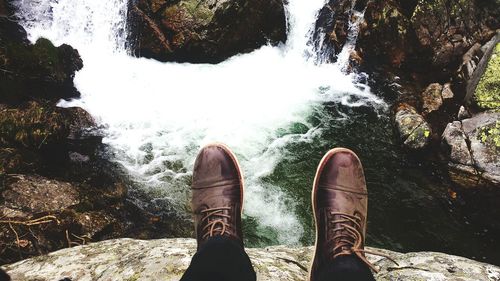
[474,43,500,111]
[3,238,500,281]
[0,37,83,103]
[395,106,432,150]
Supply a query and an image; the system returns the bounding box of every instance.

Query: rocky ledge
[3,238,500,281]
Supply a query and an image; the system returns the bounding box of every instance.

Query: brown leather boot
[191,143,244,249]
[309,148,380,280]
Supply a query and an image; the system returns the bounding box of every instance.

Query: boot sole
[309,147,363,281]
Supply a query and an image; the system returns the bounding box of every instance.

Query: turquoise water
[243,80,500,265]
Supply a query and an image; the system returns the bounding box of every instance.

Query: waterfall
[12,0,386,245]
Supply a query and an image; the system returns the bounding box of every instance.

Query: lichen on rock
[479,120,500,149]
[395,106,432,150]
[3,238,500,281]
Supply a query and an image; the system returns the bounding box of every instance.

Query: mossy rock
[130,0,286,63]
[0,101,71,149]
[474,43,500,111]
[0,36,83,104]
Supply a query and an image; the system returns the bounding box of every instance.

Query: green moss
[424,129,430,138]
[479,121,500,149]
[181,0,214,26]
[474,43,500,111]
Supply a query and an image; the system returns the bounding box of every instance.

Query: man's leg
[0,268,11,281]
[180,236,255,281]
[180,143,256,281]
[315,255,376,281]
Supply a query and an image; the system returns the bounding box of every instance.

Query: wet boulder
[312,0,365,62]
[0,38,83,104]
[129,0,287,63]
[395,105,432,150]
[0,1,29,45]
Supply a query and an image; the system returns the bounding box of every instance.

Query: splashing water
[13,0,386,244]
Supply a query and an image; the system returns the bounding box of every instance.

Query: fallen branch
[132,6,173,53]
[8,223,20,247]
[0,215,60,226]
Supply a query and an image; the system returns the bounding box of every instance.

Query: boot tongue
[329,212,361,257]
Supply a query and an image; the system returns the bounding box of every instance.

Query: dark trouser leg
[316,255,376,281]
[180,236,256,281]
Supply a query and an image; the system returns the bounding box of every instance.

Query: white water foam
[13,0,386,244]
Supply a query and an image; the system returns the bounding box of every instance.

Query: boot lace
[329,211,399,272]
[201,207,232,239]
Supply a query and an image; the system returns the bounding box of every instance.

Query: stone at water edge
[129,0,286,63]
[442,112,500,187]
[312,0,360,62]
[3,238,500,281]
[395,106,432,150]
[0,37,83,103]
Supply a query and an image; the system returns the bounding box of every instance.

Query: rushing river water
[13,0,500,265]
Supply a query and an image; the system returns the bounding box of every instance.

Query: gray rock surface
[442,121,473,165]
[462,112,500,185]
[3,238,500,281]
[442,112,500,187]
[395,106,432,150]
[0,174,79,218]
